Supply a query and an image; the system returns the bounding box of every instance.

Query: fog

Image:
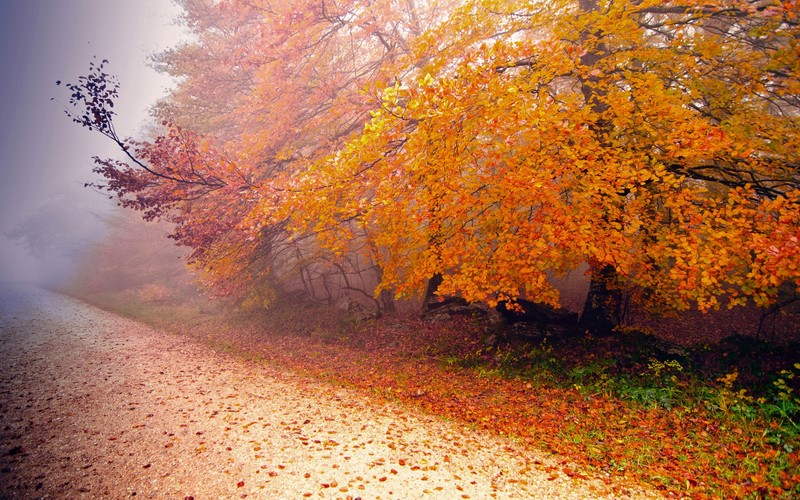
[0,1,186,285]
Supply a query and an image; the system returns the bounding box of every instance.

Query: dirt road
[0,285,646,499]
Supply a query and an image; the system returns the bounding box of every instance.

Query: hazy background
[0,0,186,284]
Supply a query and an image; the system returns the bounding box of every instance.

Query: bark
[579,264,623,336]
[421,273,444,313]
[379,288,397,315]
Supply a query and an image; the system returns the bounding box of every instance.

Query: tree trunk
[573,0,620,336]
[579,264,622,336]
[420,273,444,313]
[379,288,396,315]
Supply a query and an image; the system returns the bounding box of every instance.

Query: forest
[58,0,799,496]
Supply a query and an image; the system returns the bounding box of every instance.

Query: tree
[282,0,800,333]
[69,0,800,335]
[65,0,449,310]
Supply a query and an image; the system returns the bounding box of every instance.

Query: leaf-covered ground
[82,293,800,498]
[5,286,634,499]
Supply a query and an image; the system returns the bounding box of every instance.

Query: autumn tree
[69,0,799,335]
[282,0,800,333]
[66,0,450,311]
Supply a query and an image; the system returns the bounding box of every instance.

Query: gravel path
[0,284,651,499]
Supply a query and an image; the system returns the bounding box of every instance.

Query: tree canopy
[67,0,800,331]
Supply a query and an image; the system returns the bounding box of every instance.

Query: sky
[0,0,187,282]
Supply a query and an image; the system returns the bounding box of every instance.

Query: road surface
[0,284,648,498]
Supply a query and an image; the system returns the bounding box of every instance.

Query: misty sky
[0,0,186,282]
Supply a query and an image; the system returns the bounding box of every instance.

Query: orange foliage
[281,0,800,312]
[71,0,800,317]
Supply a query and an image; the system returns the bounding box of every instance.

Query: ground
[0,285,655,499]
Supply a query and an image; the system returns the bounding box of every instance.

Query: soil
[0,285,656,499]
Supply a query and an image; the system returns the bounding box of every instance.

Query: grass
[72,290,800,498]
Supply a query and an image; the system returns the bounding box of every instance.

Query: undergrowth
[446,328,800,497]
